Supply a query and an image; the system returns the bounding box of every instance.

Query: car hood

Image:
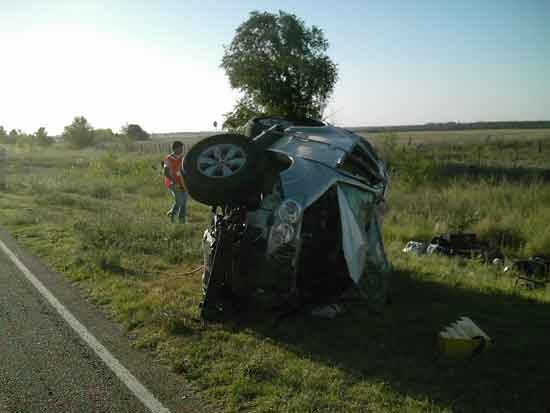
[266,125,389,285]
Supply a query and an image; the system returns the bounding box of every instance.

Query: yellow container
[436,316,492,357]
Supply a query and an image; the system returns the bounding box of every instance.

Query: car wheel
[183,133,262,206]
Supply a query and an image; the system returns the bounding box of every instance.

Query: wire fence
[115,135,550,169]
[108,140,199,156]
[375,138,550,169]
[1,133,549,179]
[130,141,195,154]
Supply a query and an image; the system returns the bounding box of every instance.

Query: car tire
[183,133,262,206]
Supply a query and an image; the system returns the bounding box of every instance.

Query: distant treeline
[350,121,550,133]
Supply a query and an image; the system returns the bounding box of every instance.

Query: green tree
[8,129,19,144]
[94,128,116,144]
[63,116,95,148]
[122,123,149,141]
[221,10,338,128]
[0,126,8,144]
[35,127,53,147]
[221,96,261,131]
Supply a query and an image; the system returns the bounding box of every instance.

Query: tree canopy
[8,129,20,144]
[94,128,117,143]
[35,127,53,147]
[221,96,263,131]
[63,116,95,149]
[0,126,8,144]
[122,123,149,141]
[221,10,338,128]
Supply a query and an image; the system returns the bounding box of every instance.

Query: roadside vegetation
[1,130,549,412]
[0,117,150,151]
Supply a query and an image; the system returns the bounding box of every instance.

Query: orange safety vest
[164,153,185,190]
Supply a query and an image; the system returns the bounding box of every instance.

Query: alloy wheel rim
[197,144,247,178]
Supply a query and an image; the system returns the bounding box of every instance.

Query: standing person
[163,141,188,223]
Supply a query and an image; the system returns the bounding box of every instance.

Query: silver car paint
[260,124,388,285]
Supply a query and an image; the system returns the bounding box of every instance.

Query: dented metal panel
[198,117,390,316]
[337,185,368,283]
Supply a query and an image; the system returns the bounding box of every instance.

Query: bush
[122,124,149,141]
[0,126,10,144]
[93,128,117,145]
[63,116,95,149]
[35,127,54,147]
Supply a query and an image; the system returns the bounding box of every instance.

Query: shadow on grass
[434,162,550,185]
[247,268,550,412]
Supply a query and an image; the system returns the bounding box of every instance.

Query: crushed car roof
[270,125,361,166]
[267,124,387,197]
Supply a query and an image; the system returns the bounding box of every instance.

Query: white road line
[0,239,171,413]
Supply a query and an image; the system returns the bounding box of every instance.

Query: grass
[361,128,550,146]
[367,129,550,170]
[1,135,549,412]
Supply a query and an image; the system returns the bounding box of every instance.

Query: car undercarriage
[182,117,390,320]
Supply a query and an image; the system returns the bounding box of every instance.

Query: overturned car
[182,117,390,319]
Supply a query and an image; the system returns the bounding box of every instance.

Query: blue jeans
[169,189,188,223]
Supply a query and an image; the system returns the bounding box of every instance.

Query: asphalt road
[0,229,204,413]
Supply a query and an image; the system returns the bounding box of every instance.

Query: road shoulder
[0,226,206,413]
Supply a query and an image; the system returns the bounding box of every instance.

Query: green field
[361,128,550,146]
[0,130,549,412]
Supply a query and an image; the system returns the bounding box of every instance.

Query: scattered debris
[310,304,345,319]
[492,257,503,266]
[402,241,427,255]
[404,232,504,263]
[505,256,550,277]
[403,233,550,289]
[426,233,489,258]
[505,256,550,289]
[436,316,493,357]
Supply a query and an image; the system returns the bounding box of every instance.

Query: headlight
[270,223,295,247]
[277,200,302,224]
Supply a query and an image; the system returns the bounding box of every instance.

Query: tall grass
[1,139,549,412]
[379,135,550,257]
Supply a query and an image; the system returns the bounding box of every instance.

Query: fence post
[478,146,481,166]
[0,147,6,190]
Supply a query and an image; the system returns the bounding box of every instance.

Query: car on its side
[182,116,390,319]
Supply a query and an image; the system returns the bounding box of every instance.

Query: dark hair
[172,141,183,150]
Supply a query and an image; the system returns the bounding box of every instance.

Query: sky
[1,0,548,135]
